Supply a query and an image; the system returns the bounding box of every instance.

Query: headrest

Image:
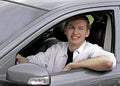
[53,22,68,42]
[86,14,107,47]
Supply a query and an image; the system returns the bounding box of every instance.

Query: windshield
[0,1,47,50]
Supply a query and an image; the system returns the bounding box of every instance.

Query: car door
[47,7,120,86]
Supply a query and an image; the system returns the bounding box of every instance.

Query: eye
[68,25,74,29]
[78,26,86,30]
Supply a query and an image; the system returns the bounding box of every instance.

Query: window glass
[0,2,46,49]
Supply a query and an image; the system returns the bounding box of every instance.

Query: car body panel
[50,64,120,86]
[5,0,120,10]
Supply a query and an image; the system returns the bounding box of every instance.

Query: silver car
[0,0,120,86]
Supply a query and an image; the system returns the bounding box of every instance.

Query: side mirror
[6,63,50,86]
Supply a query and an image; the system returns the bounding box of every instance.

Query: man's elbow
[106,61,113,69]
[104,59,114,70]
[101,56,114,70]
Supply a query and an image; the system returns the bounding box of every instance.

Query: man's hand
[16,54,29,63]
[62,63,73,71]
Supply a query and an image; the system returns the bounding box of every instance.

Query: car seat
[86,14,107,47]
[53,22,68,42]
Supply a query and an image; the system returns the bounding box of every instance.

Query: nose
[73,28,78,34]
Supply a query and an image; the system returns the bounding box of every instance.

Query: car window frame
[18,7,116,71]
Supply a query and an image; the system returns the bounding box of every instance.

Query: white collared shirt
[27,41,116,73]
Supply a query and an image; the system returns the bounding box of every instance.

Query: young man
[16,15,116,73]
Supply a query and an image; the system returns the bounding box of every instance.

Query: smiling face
[64,17,90,48]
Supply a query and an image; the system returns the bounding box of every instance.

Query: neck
[68,41,85,52]
[68,46,78,52]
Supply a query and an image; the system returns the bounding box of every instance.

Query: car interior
[18,11,115,67]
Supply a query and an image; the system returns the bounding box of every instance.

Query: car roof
[4,0,120,11]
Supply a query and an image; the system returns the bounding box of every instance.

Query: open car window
[18,10,115,73]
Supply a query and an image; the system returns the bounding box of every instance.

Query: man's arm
[63,56,113,71]
[16,54,29,63]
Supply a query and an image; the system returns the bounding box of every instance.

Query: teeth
[72,36,79,37]
[71,36,79,39]
[73,37,78,38]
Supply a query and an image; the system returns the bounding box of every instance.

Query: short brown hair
[65,15,90,29]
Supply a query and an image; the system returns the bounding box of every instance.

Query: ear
[64,28,67,35]
[85,29,90,37]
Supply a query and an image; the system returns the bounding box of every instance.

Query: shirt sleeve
[27,52,48,67]
[27,42,65,68]
[90,44,117,69]
[27,43,59,67]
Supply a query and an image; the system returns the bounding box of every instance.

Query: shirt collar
[64,42,69,57]
[74,41,86,54]
[62,41,86,57]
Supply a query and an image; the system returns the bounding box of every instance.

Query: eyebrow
[68,23,86,27]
